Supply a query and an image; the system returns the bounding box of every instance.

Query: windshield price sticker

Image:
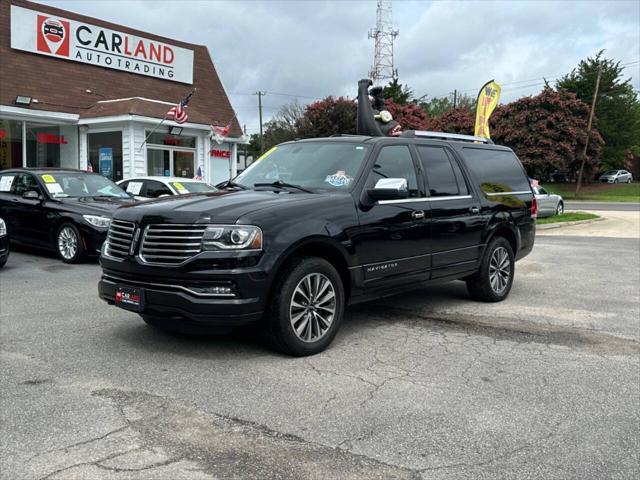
[126,182,143,195]
[46,183,63,194]
[0,175,15,192]
[325,171,353,187]
[41,174,56,183]
[172,182,188,194]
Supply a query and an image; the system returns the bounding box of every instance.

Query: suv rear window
[461,147,531,194]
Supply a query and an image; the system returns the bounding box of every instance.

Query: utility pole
[368,1,399,84]
[453,89,458,109]
[254,91,266,153]
[575,65,602,196]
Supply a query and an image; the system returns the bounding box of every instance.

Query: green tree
[295,96,357,138]
[491,87,604,180]
[420,93,475,117]
[261,101,305,151]
[382,79,414,105]
[556,51,640,170]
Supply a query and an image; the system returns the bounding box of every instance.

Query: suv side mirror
[22,190,42,201]
[367,178,409,201]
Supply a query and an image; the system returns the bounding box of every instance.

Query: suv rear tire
[466,237,515,302]
[265,257,344,356]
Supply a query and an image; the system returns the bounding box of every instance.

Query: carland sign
[10,5,194,84]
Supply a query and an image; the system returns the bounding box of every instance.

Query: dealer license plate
[115,286,144,312]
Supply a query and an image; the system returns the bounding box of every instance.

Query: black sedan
[0,217,8,268]
[0,168,134,263]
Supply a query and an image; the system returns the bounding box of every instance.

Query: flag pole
[139,89,196,152]
[138,116,167,152]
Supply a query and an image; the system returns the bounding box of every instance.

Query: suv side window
[367,145,420,198]
[417,146,468,197]
[10,173,41,196]
[144,180,173,198]
[462,147,531,194]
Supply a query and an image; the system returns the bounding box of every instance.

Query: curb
[536,217,605,230]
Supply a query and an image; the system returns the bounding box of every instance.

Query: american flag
[166,92,193,124]
[194,166,203,180]
[211,123,230,144]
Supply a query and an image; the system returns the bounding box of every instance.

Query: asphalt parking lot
[1,232,639,479]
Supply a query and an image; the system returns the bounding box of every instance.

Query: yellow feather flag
[474,80,501,139]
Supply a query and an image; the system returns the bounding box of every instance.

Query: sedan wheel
[628,178,632,184]
[289,273,336,343]
[57,224,84,263]
[556,202,564,215]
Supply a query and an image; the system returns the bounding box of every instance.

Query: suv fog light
[190,285,235,296]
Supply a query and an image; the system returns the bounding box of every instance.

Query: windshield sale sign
[10,5,194,84]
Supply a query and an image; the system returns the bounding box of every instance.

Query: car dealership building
[0,0,245,185]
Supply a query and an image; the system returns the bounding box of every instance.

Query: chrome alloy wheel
[289,273,336,343]
[489,246,510,295]
[556,202,564,215]
[58,226,78,260]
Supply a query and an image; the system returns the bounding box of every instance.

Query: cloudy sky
[39,0,640,135]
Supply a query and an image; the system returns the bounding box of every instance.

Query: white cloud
[38,0,640,132]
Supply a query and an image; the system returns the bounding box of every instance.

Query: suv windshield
[40,172,130,199]
[171,181,217,193]
[235,141,370,191]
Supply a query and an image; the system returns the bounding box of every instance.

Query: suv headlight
[0,218,6,237]
[83,215,111,228]
[201,225,262,250]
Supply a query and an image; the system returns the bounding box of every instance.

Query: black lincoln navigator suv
[99,131,536,356]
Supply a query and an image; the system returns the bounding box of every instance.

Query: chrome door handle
[412,210,425,220]
[470,206,480,214]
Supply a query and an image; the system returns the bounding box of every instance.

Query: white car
[599,170,633,184]
[117,176,217,201]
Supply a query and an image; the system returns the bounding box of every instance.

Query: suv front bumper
[98,254,270,326]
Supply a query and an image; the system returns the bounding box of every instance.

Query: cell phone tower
[368,0,399,85]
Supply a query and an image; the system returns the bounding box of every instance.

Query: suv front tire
[266,257,344,356]
[466,236,515,302]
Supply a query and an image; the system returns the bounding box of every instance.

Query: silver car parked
[599,170,633,184]
[534,186,564,217]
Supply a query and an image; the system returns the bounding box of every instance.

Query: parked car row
[0,169,216,265]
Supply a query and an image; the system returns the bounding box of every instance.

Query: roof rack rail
[329,133,364,137]
[401,130,493,144]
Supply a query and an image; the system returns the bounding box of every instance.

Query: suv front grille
[139,224,208,265]
[105,220,136,259]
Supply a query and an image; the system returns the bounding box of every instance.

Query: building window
[88,131,123,181]
[0,119,23,169]
[146,131,196,148]
[25,122,78,169]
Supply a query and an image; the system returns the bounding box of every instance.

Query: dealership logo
[37,15,70,56]
[12,6,193,84]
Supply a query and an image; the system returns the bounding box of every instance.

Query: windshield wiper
[254,180,314,193]
[218,180,248,190]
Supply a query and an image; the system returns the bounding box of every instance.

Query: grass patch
[537,212,600,225]
[544,182,640,202]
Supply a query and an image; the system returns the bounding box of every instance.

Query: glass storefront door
[173,151,195,178]
[147,148,194,178]
[88,131,124,181]
[147,149,171,176]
